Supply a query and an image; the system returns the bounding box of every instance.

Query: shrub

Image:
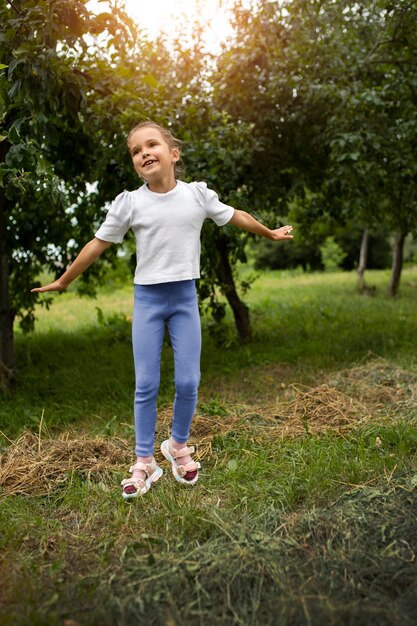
[320,236,347,272]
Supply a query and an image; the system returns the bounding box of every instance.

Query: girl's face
[128,126,179,183]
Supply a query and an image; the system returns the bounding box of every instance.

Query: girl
[32,121,293,499]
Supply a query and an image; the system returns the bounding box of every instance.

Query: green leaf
[35,155,51,176]
[141,74,158,88]
[0,166,7,187]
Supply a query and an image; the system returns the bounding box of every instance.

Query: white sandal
[121,459,163,500]
[161,439,201,485]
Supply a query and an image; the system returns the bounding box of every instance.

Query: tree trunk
[215,235,252,340]
[388,232,406,297]
[0,184,16,390]
[357,228,369,293]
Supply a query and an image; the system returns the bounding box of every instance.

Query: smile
[143,159,157,168]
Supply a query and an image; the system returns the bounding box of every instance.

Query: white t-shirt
[94,180,235,285]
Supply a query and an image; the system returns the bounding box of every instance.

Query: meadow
[1,267,417,626]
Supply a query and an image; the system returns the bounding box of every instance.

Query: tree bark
[357,228,369,293]
[215,235,252,340]
[388,232,406,297]
[0,184,16,390]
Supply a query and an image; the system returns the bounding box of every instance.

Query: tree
[180,108,258,340]
[0,0,137,388]
[213,0,417,295]
[299,0,417,294]
[321,0,417,295]
[0,0,264,391]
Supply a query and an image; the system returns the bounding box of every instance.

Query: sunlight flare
[87,0,236,52]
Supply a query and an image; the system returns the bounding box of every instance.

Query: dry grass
[194,358,416,442]
[268,383,368,436]
[330,357,417,409]
[1,358,415,499]
[0,426,129,498]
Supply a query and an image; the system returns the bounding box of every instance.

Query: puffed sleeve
[94,191,132,243]
[192,182,235,226]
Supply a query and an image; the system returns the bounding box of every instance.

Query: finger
[31,286,53,293]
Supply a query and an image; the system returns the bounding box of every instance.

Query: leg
[167,283,202,445]
[132,285,166,457]
[162,281,201,483]
[123,286,166,498]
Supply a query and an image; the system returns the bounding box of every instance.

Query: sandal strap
[128,461,155,475]
[129,462,148,473]
[177,461,201,477]
[122,462,153,488]
[121,476,145,488]
[122,460,156,489]
[171,445,195,459]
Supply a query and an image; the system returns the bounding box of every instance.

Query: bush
[320,236,347,272]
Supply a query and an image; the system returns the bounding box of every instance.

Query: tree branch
[8,1,22,15]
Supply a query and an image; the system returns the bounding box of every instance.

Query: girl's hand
[30,238,111,294]
[270,225,294,241]
[31,279,68,293]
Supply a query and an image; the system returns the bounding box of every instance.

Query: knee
[175,373,200,398]
[135,375,160,400]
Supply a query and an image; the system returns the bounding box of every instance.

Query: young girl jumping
[32,121,293,499]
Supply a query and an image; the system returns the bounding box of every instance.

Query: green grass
[1,268,417,625]
[4,267,417,434]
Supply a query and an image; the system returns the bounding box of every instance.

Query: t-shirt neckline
[144,180,180,196]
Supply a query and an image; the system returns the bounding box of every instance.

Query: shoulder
[188,181,208,193]
[112,186,145,207]
[112,189,132,205]
[186,181,211,205]
[107,189,139,220]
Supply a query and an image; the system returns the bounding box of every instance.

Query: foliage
[0,0,138,332]
[0,1,267,384]
[319,236,347,272]
[2,0,417,385]
[214,0,417,286]
[253,222,391,271]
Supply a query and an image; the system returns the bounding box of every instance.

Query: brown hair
[127,121,184,178]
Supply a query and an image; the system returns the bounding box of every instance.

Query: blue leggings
[132,280,201,457]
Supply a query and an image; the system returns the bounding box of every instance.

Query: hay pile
[266,383,369,437]
[329,358,417,413]
[0,430,129,498]
[190,383,369,443]
[189,358,416,443]
[1,358,415,499]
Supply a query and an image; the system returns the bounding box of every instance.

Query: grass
[1,267,417,625]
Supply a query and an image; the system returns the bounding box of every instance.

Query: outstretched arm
[31,237,112,293]
[229,210,293,241]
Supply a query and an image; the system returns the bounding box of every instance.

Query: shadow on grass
[1,479,416,626]
[92,483,417,626]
